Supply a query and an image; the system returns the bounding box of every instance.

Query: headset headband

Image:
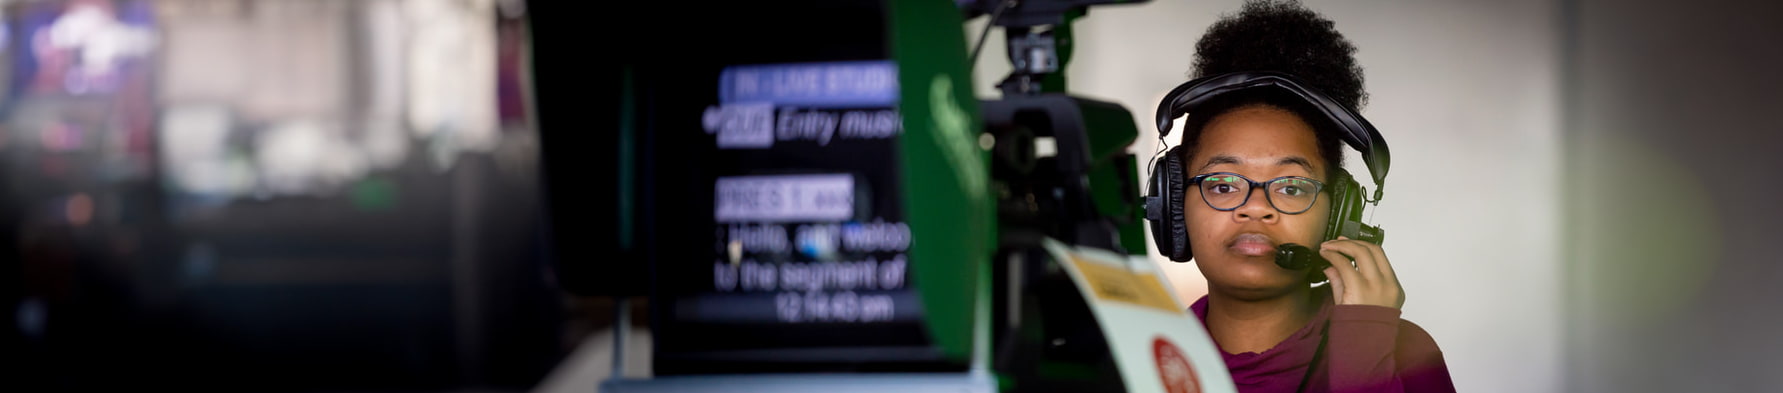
[1154,71,1390,201]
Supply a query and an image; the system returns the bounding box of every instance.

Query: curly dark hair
[1177,0,1365,180]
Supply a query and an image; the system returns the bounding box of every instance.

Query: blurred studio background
[0,0,555,391]
[0,0,1779,392]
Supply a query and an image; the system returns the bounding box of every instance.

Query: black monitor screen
[626,0,956,375]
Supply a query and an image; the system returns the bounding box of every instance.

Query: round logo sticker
[1153,336,1201,393]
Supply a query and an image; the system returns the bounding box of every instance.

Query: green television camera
[545,1,1235,391]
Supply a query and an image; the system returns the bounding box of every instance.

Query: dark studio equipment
[561,1,1254,392]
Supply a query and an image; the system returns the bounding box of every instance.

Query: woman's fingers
[1319,237,1403,309]
[1321,237,1381,281]
[1323,266,1346,303]
[1317,245,1357,275]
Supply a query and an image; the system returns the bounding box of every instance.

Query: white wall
[1564,1,1783,391]
[972,1,1563,391]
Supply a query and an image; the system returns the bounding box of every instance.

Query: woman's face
[1185,105,1331,300]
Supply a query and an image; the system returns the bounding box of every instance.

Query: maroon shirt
[1189,290,1455,393]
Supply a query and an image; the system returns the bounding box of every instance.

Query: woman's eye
[1279,186,1303,196]
[1211,184,1236,193]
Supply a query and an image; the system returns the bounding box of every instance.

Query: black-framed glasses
[1188,172,1325,214]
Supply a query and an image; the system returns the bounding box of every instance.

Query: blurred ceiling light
[42,0,156,92]
[256,121,369,196]
[255,121,331,195]
[161,105,248,197]
[404,0,498,162]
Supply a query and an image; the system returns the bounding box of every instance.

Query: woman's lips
[1228,233,1277,257]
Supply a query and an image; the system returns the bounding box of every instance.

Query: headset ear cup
[1310,169,1364,283]
[1323,169,1363,241]
[1146,155,1172,258]
[1323,170,1347,242]
[1164,147,1190,261]
[1146,146,1193,262]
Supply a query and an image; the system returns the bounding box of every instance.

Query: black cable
[968,0,1017,68]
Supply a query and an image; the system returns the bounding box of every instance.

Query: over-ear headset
[1142,71,1390,269]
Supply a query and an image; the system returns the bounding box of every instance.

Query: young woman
[1170,2,1455,392]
